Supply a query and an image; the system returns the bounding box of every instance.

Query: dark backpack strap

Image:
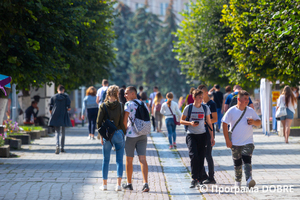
[133,100,140,106]
[185,104,193,132]
[103,103,110,120]
[202,103,212,132]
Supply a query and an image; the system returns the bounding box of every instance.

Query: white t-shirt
[277,95,297,114]
[221,106,260,146]
[125,99,148,138]
[149,92,157,107]
[182,104,211,134]
[96,86,108,106]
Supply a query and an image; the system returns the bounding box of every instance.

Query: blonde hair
[154,92,163,105]
[166,92,173,107]
[86,86,97,96]
[104,85,119,102]
[282,85,297,107]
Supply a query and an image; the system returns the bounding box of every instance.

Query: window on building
[160,3,168,16]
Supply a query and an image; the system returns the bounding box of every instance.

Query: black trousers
[186,133,207,180]
[202,132,214,179]
[151,115,155,130]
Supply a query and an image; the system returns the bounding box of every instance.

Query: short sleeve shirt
[125,99,147,138]
[221,106,260,145]
[212,91,223,108]
[96,86,108,105]
[203,100,217,131]
[183,104,211,134]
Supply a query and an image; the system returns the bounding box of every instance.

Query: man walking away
[48,85,72,154]
[198,85,217,184]
[149,86,158,131]
[122,86,150,192]
[180,89,215,188]
[222,90,261,188]
[224,85,254,113]
[208,84,223,132]
[96,79,109,106]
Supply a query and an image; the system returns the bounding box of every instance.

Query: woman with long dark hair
[277,86,297,143]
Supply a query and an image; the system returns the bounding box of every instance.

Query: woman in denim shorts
[277,86,298,143]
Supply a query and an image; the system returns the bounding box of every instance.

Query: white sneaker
[246,177,256,189]
[87,136,91,140]
[100,185,107,191]
[115,185,122,191]
[234,181,241,188]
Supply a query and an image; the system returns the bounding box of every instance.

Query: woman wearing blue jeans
[160,92,182,149]
[82,86,99,140]
[96,85,126,191]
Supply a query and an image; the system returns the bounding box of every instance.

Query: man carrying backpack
[96,79,109,106]
[122,86,150,192]
[224,85,254,113]
[180,89,215,188]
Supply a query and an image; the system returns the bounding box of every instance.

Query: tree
[174,0,233,88]
[129,4,162,87]
[154,0,192,96]
[109,2,134,87]
[0,0,116,92]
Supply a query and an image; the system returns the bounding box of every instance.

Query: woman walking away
[119,88,127,105]
[82,86,99,140]
[160,92,181,149]
[152,92,164,132]
[277,86,297,143]
[96,85,126,191]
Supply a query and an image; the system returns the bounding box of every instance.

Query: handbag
[275,100,287,118]
[98,103,118,146]
[228,107,247,141]
[168,103,180,126]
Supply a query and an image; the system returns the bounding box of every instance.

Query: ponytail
[166,92,174,107]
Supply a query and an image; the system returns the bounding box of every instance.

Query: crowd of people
[47,79,299,192]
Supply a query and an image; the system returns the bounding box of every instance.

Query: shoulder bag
[228,107,247,141]
[275,99,287,118]
[168,103,180,126]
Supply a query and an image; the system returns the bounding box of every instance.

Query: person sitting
[24,101,44,125]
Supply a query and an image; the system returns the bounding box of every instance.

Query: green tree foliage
[129,5,162,87]
[109,3,134,87]
[174,0,233,88]
[154,2,192,96]
[221,0,300,85]
[0,0,116,92]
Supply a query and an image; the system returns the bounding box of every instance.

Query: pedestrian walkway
[0,124,300,200]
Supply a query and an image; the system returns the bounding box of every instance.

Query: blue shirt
[225,92,253,105]
[82,95,98,114]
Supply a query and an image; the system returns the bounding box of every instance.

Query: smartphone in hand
[194,121,199,125]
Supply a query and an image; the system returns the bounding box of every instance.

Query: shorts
[280,108,294,120]
[125,135,147,157]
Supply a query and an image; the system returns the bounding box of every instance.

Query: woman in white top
[152,92,164,132]
[160,92,181,149]
[276,86,297,143]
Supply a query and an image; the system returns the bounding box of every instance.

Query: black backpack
[133,100,150,121]
[98,103,117,146]
[100,89,107,103]
[228,92,238,108]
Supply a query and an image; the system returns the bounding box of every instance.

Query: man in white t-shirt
[149,86,158,131]
[222,90,261,189]
[96,79,109,106]
[122,86,150,192]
